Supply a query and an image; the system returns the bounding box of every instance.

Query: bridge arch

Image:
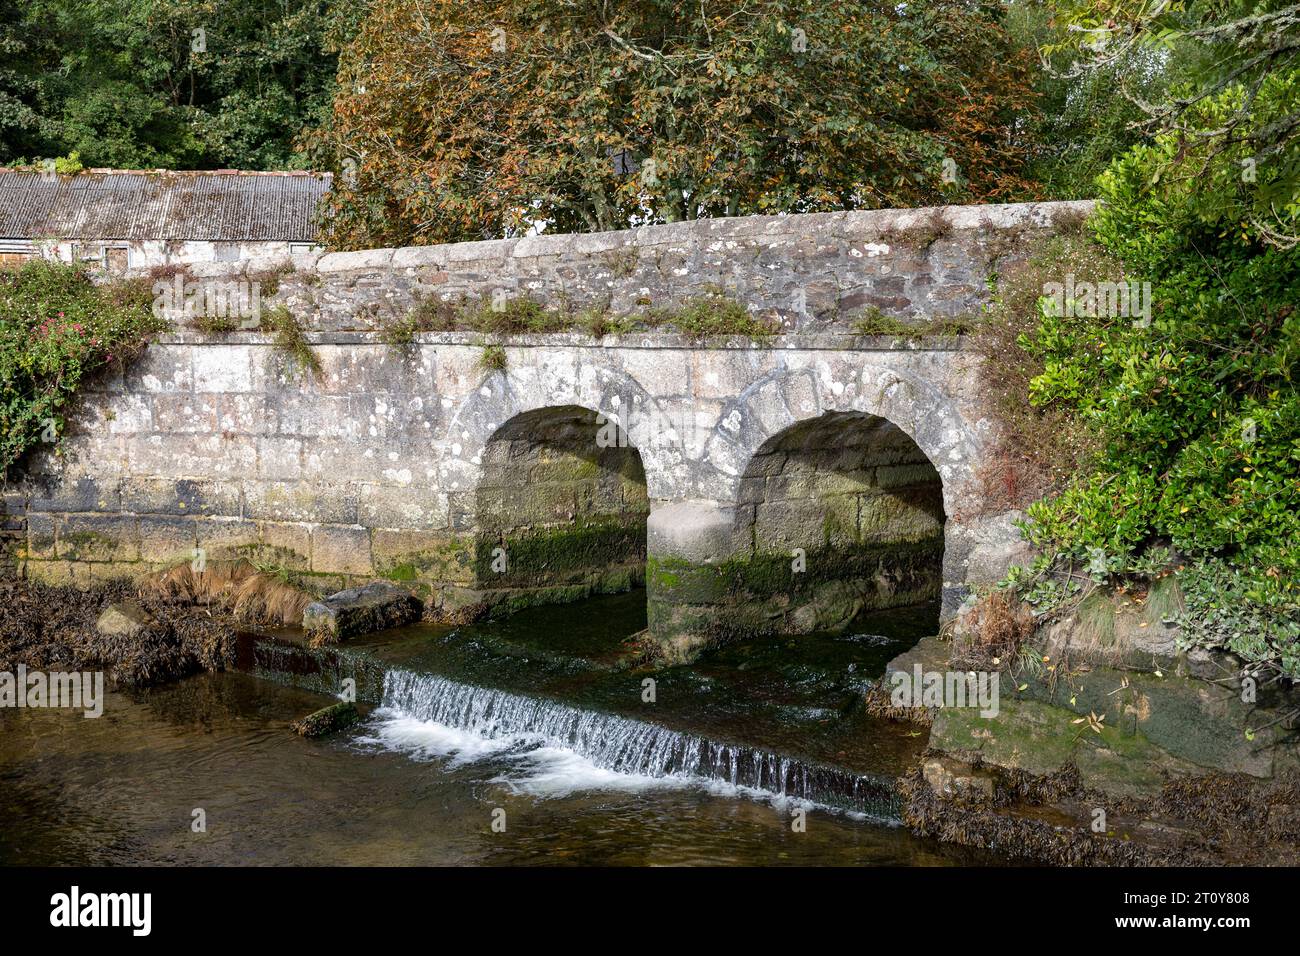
[727,409,946,636]
[465,402,651,611]
[435,352,687,504]
[696,361,980,516]
[646,360,981,662]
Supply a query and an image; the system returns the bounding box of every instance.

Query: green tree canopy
[0,0,360,170]
[1044,0,1300,245]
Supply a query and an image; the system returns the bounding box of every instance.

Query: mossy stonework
[463,405,650,615]
[878,578,1300,864]
[647,539,942,663]
[6,202,1082,641]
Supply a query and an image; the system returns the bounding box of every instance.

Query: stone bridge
[5,200,1089,661]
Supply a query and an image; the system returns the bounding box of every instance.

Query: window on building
[0,239,36,270]
[105,246,129,274]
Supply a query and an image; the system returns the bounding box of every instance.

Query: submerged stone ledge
[303,582,422,642]
[292,700,361,738]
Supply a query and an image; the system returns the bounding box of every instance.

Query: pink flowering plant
[0,259,167,475]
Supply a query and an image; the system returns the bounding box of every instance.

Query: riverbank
[0,577,238,688]
[7,573,1297,866]
[877,579,1300,866]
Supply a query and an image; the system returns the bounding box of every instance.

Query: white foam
[360,709,882,821]
[359,668,896,820]
[360,708,686,796]
[492,746,693,798]
[357,709,514,767]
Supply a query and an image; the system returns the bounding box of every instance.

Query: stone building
[0,168,330,270]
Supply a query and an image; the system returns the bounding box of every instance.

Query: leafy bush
[1010,85,1300,677]
[0,259,167,475]
[1176,557,1300,681]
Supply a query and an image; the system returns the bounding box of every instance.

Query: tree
[1044,0,1300,245]
[0,0,60,162]
[1006,0,1177,199]
[311,0,1042,248]
[0,0,359,170]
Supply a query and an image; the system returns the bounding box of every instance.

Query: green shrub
[0,259,168,475]
[1006,85,1300,677]
[1176,557,1300,680]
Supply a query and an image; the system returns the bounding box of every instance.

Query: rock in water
[302,581,422,642]
[292,701,360,738]
[96,602,154,638]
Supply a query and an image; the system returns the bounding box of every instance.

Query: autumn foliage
[312,0,1041,247]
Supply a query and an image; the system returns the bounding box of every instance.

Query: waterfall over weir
[379,668,900,819]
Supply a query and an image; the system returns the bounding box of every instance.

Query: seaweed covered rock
[292,701,361,738]
[899,756,1300,866]
[0,579,237,688]
[303,582,422,644]
[96,602,154,638]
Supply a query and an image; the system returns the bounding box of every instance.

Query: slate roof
[0,169,331,242]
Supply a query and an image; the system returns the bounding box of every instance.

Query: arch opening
[730,410,945,636]
[471,405,649,613]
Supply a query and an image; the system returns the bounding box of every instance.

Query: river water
[0,590,995,866]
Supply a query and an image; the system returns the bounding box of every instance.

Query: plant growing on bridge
[191,313,240,335]
[970,231,1115,509]
[262,306,321,377]
[378,313,421,348]
[310,0,1041,247]
[477,343,508,374]
[647,292,778,341]
[0,259,167,476]
[469,298,571,335]
[851,308,972,338]
[386,290,780,345]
